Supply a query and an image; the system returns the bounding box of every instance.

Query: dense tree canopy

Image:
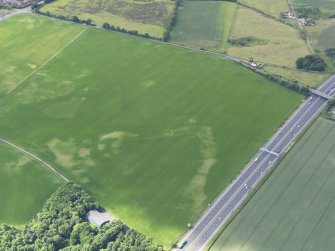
[296,54,327,71]
[0,183,161,251]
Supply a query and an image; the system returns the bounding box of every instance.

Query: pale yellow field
[238,0,290,17]
[40,0,174,38]
[263,66,331,87]
[227,6,310,67]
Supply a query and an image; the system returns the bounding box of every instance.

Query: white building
[86,210,115,227]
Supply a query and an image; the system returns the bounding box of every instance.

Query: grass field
[169,1,236,51]
[227,6,309,67]
[238,0,289,18]
[0,144,63,226]
[210,118,335,251]
[0,14,302,247]
[39,0,174,38]
[292,0,335,17]
[263,66,331,87]
[0,14,84,95]
[306,19,335,50]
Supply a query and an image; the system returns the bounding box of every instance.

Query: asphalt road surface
[177,74,335,251]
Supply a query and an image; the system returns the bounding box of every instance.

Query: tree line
[32,3,96,26]
[162,0,181,41]
[243,63,310,96]
[0,183,162,251]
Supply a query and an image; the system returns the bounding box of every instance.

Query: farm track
[0,10,89,184]
[287,0,315,53]
[0,137,68,182]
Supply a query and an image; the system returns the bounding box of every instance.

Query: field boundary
[0,137,68,182]
[8,24,88,96]
[206,117,322,251]
[236,1,297,30]
[21,12,310,96]
[286,0,314,54]
[208,117,335,250]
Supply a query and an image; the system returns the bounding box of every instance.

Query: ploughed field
[0,14,302,246]
[211,119,335,251]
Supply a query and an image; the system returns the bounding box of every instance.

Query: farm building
[281,12,295,19]
[86,210,114,227]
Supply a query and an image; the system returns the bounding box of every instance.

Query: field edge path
[0,137,68,182]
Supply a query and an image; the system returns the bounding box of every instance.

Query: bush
[296,54,327,71]
[163,0,181,41]
[228,36,266,47]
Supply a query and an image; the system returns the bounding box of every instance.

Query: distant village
[0,0,38,8]
[281,11,315,26]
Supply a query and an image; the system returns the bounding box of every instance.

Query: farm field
[0,15,302,247]
[0,14,85,95]
[227,6,309,67]
[210,118,335,251]
[39,0,174,38]
[292,0,335,17]
[263,66,331,87]
[0,144,63,226]
[169,1,236,51]
[238,0,289,18]
[306,19,335,50]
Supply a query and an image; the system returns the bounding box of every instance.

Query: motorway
[177,74,335,251]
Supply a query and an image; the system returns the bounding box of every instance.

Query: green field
[227,6,309,67]
[0,14,302,247]
[238,0,289,18]
[39,0,174,38]
[0,14,85,95]
[211,118,335,251]
[0,144,63,226]
[169,1,236,51]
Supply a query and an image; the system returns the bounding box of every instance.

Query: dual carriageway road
[177,74,335,251]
